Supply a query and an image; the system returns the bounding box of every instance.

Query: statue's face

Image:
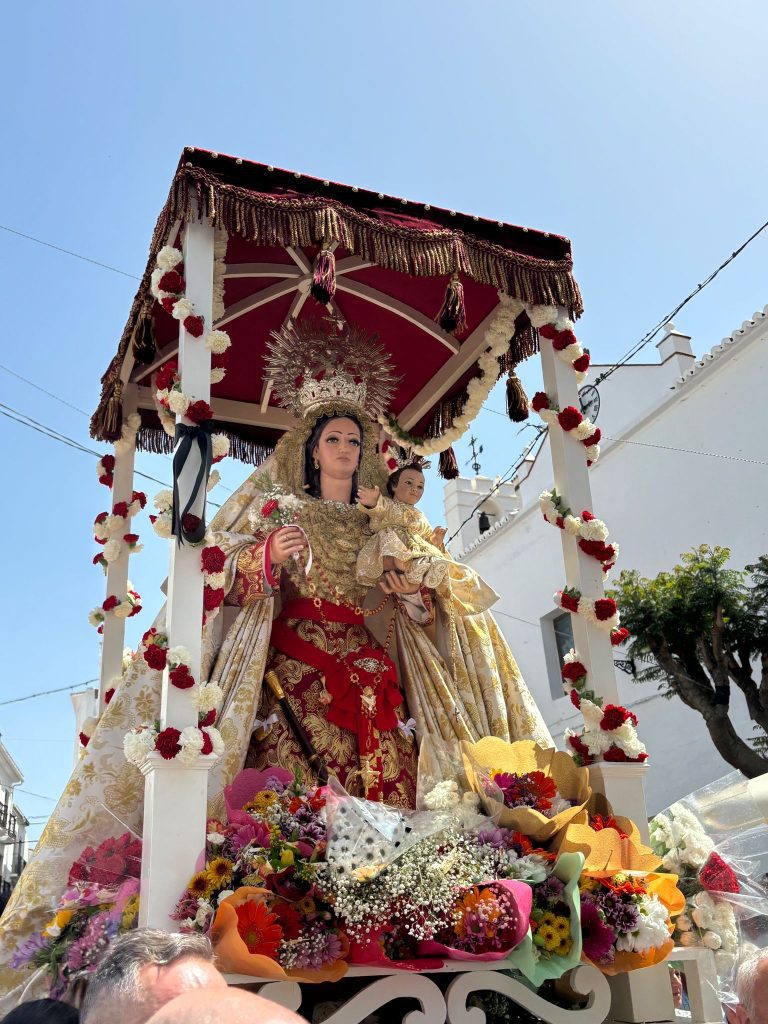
[393,468,424,506]
[312,417,362,480]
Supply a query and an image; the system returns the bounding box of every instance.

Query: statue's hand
[357,485,380,509]
[380,570,420,596]
[430,526,447,548]
[268,527,305,565]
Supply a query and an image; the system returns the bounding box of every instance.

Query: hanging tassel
[310,245,336,305]
[436,273,467,335]
[132,315,157,365]
[438,446,460,480]
[506,369,530,422]
[101,380,124,441]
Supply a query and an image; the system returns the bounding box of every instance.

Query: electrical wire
[0,681,98,708]
[16,789,56,802]
[0,224,140,280]
[600,435,768,467]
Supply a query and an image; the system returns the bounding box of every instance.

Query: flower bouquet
[248,473,304,533]
[553,794,661,874]
[462,739,591,842]
[578,870,684,974]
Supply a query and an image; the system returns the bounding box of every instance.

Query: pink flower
[580,898,615,963]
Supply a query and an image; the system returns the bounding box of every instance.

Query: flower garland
[554,587,621,633]
[95,455,115,489]
[149,490,173,538]
[153,358,231,462]
[561,650,647,765]
[537,322,590,383]
[539,489,619,574]
[377,295,525,455]
[151,246,204,337]
[530,393,601,465]
[123,722,224,767]
[201,545,226,624]
[88,587,142,632]
[78,716,99,749]
[114,411,142,457]
[92,492,146,572]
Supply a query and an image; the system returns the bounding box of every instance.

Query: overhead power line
[0,680,98,708]
[0,224,140,280]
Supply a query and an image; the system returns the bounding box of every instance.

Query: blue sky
[2,1,768,849]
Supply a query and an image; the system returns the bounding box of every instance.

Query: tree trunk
[702,706,768,778]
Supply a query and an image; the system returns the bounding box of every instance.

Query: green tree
[609,546,768,778]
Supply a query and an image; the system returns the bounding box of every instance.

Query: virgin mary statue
[0,317,550,995]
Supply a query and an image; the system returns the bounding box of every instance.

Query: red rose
[569,689,582,710]
[79,732,90,747]
[582,429,601,447]
[557,406,583,431]
[155,727,182,760]
[699,851,740,894]
[531,392,550,412]
[158,270,185,294]
[102,595,120,611]
[559,591,580,613]
[199,708,216,728]
[610,627,630,647]
[104,688,115,705]
[184,315,204,338]
[160,297,176,314]
[261,498,279,518]
[182,513,201,534]
[572,352,591,373]
[143,645,167,671]
[203,585,225,611]
[593,598,617,621]
[600,704,638,731]
[169,665,195,690]
[186,400,213,424]
[199,728,213,755]
[201,546,226,574]
[562,661,587,682]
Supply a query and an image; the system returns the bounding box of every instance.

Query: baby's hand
[358,485,381,509]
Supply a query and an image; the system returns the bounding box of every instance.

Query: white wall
[455,317,768,814]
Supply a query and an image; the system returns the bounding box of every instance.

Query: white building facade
[0,742,28,916]
[446,311,768,813]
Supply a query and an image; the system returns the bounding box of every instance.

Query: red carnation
[155,360,178,392]
[113,501,129,518]
[123,534,139,545]
[186,400,213,424]
[143,645,167,671]
[531,392,550,412]
[160,297,176,315]
[201,546,226,573]
[552,329,578,352]
[603,746,648,763]
[102,595,120,611]
[203,585,225,611]
[79,732,90,747]
[199,708,216,728]
[155,727,182,760]
[562,661,588,682]
[182,513,201,534]
[611,627,630,647]
[700,851,740,894]
[199,728,213,755]
[101,455,115,472]
[572,352,591,373]
[581,510,595,521]
[129,603,141,617]
[261,498,279,518]
[557,406,583,431]
[386,458,398,470]
[132,491,147,508]
[538,323,557,341]
[93,553,106,566]
[158,270,185,294]
[98,475,113,487]
[104,688,115,705]
[579,539,615,563]
[184,315,205,338]
[569,689,582,709]
[149,514,157,524]
[169,665,195,690]
[559,591,580,613]
[593,598,617,621]
[600,704,638,731]
[555,516,565,529]
[95,512,108,524]
[582,429,601,447]
[567,733,593,765]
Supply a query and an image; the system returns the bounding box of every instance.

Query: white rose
[156,246,183,271]
[168,390,191,416]
[676,913,692,932]
[205,330,232,355]
[171,297,194,321]
[178,726,204,764]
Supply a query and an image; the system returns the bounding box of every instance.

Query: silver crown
[298,368,367,417]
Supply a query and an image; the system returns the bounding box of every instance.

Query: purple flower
[290,931,343,970]
[10,931,49,969]
[536,875,565,906]
[64,910,119,974]
[476,827,510,849]
[580,898,616,963]
[230,820,270,852]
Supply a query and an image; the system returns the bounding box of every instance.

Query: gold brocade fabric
[357,497,450,590]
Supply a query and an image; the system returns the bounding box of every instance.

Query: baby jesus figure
[356,462,450,590]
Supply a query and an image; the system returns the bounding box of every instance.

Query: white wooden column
[140,216,216,929]
[98,384,138,713]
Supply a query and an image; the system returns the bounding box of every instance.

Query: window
[541,610,575,701]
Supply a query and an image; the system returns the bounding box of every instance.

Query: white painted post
[98,384,138,713]
[139,216,216,929]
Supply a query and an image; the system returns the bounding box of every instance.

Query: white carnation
[423,780,460,811]
[178,726,204,764]
[579,518,609,542]
[156,246,183,271]
[127,499,142,518]
[103,539,122,563]
[192,682,223,714]
[88,608,104,627]
[113,600,134,619]
[573,420,596,442]
[171,297,193,321]
[205,330,232,355]
[125,412,141,433]
[167,645,191,668]
[168,390,191,416]
[122,647,134,670]
[204,571,226,590]
[580,699,604,730]
[211,434,230,460]
[154,489,173,511]
[205,727,225,757]
[617,895,670,953]
[152,513,173,539]
[150,267,166,298]
[81,716,99,738]
[124,728,155,766]
[526,305,559,330]
[210,368,226,385]
[105,514,126,536]
[585,444,600,462]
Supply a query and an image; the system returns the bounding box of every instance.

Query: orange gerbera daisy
[454,887,501,939]
[235,900,283,958]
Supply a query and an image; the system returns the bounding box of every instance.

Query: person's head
[387,464,425,505]
[80,929,226,1024]
[304,414,363,500]
[146,988,307,1024]
[3,999,79,1023]
[732,949,768,1024]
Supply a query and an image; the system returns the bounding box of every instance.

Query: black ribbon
[172,421,215,545]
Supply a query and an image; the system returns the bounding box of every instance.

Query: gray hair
[80,929,214,1022]
[736,948,768,1016]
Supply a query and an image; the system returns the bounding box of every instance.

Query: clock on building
[578,384,600,422]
